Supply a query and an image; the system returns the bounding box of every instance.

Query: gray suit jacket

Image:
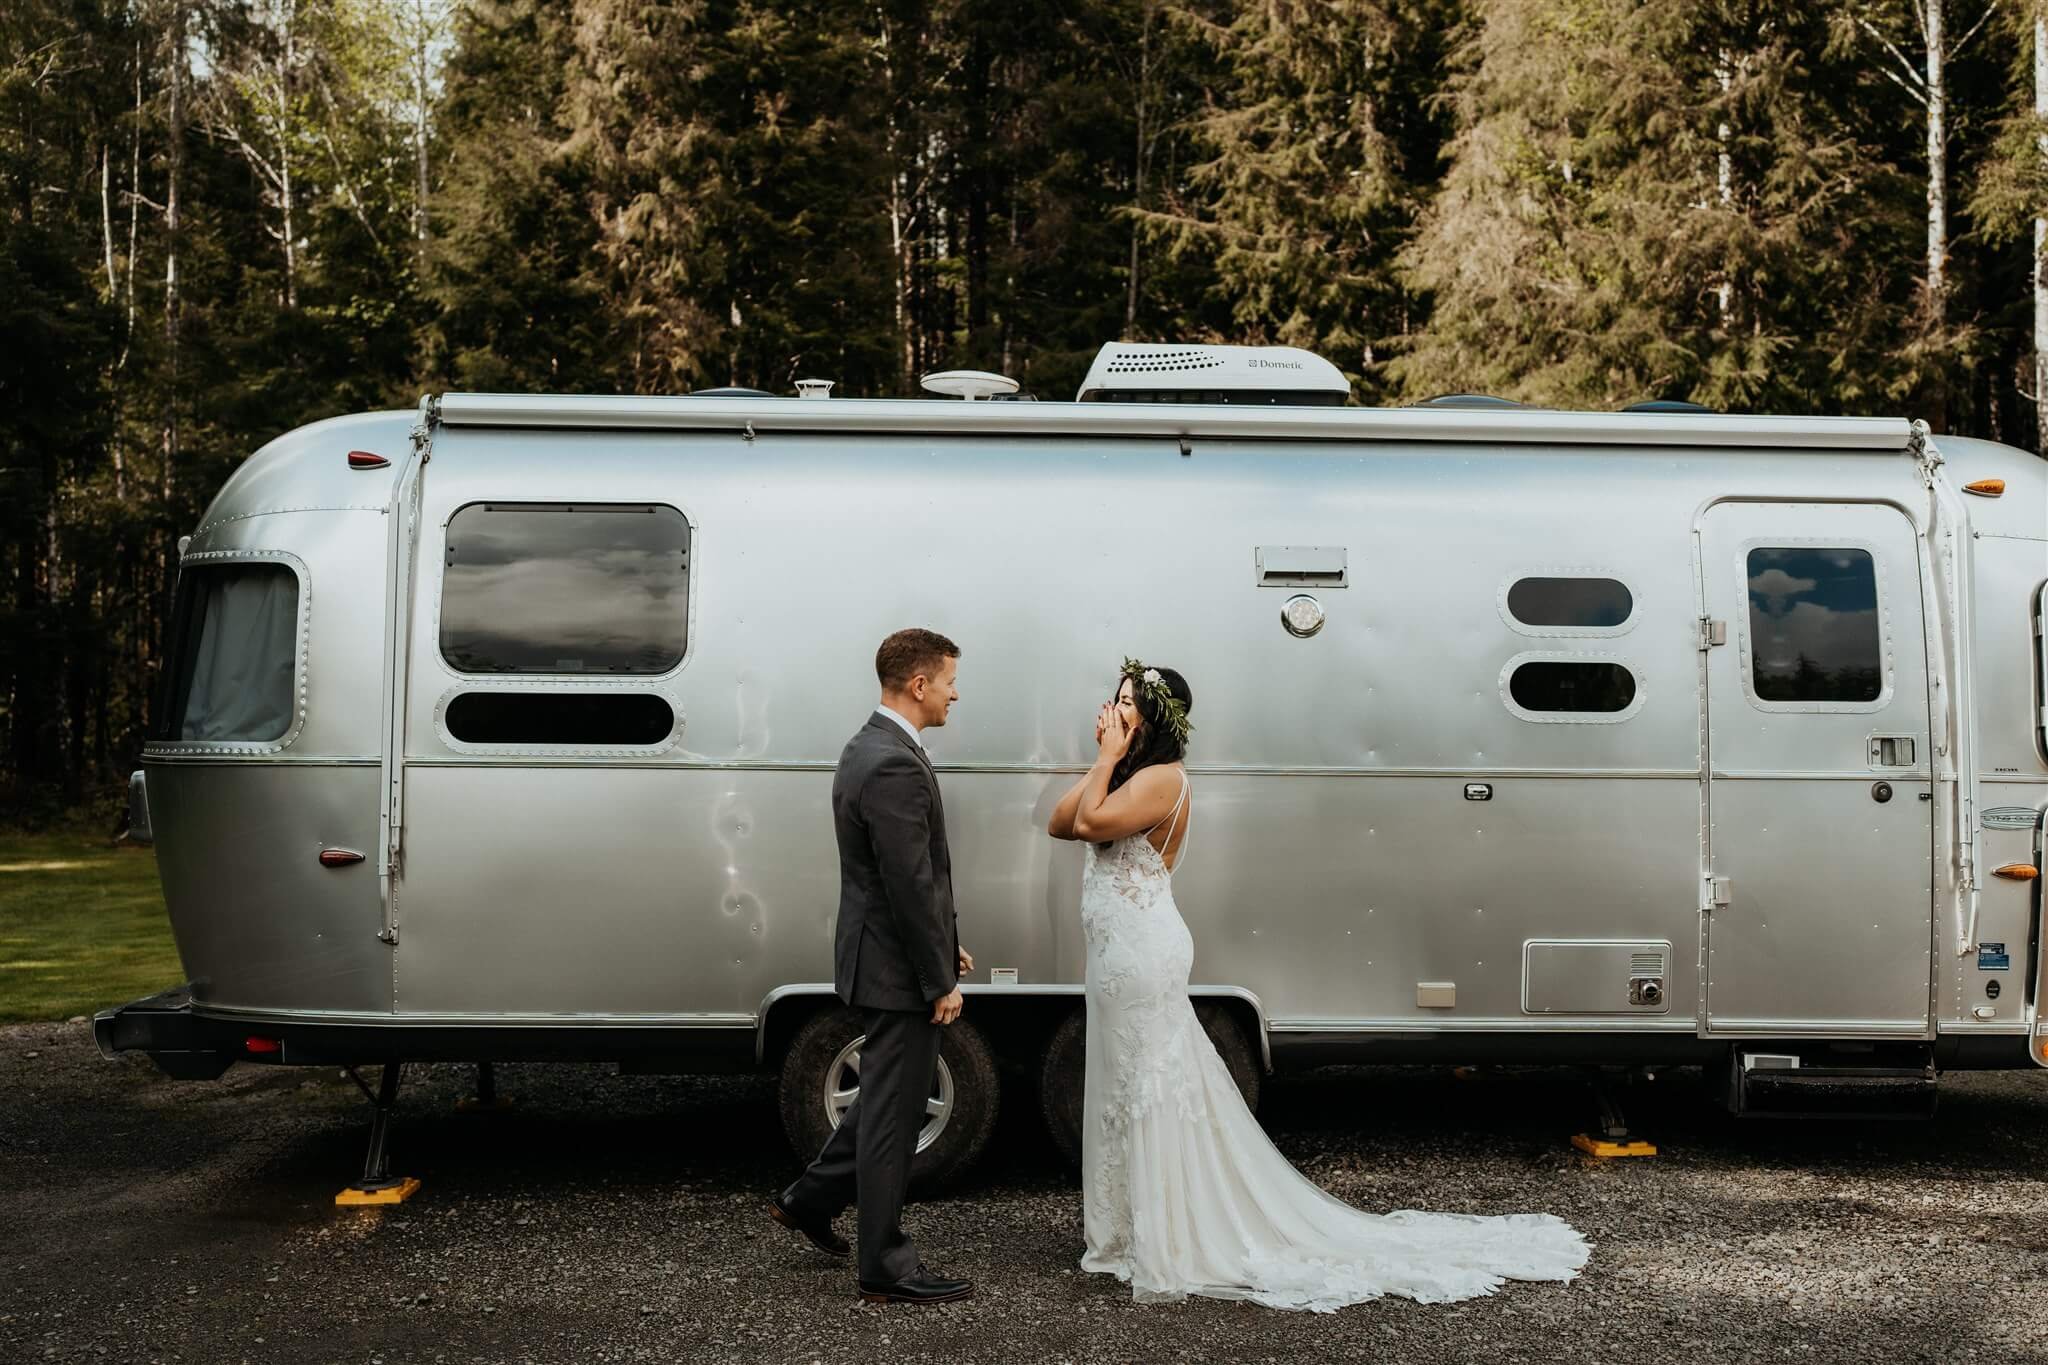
[832,713,959,1012]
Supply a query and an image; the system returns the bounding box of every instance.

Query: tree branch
[1874,60,1930,108]
[1857,15,1928,89]
[1949,1,1999,55]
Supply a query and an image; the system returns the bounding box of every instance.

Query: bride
[1046,659,1590,1311]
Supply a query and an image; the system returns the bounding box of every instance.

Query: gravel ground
[4,1019,2047,1364]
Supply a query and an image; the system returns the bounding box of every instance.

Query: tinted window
[1509,661,1637,713]
[1745,548,1881,703]
[156,563,299,742]
[444,692,675,746]
[441,503,689,674]
[1507,577,1633,628]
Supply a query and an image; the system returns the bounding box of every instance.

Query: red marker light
[346,450,390,470]
[318,848,366,868]
[244,1037,282,1055]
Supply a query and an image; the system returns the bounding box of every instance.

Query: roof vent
[921,369,1020,400]
[1076,343,1348,405]
[686,386,775,398]
[1412,393,1526,410]
[1621,398,1714,414]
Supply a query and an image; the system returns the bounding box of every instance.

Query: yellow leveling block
[335,1177,423,1206]
[1571,1133,1657,1158]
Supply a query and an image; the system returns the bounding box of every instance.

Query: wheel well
[757,988,1269,1072]
[1193,993,1271,1073]
[758,993,838,1070]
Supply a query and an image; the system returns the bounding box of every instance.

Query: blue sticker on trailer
[1978,943,2010,971]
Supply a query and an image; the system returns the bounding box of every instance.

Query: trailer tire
[1039,1000,1262,1167]
[777,1006,999,1189]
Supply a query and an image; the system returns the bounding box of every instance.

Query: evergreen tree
[1145,0,1455,401]
[425,0,606,390]
[1394,0,1920,414]
[1968,0,2048,451]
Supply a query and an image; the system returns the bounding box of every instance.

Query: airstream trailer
[97,342,2048,1194]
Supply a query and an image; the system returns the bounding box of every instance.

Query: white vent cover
[1077,342,1349,403]
[1104,347,1227,375]
[920,369,1019,400]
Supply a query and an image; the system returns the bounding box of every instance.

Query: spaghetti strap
[1146,769,1191,871]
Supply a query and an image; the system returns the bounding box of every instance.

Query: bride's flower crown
[1119,656,1193,748]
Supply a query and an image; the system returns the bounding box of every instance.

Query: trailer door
[1699,502,1934,1036]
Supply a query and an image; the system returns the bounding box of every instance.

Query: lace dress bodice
[1076,769,1590,1311]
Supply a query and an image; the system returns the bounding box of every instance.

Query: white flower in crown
[1142,668,1162,685]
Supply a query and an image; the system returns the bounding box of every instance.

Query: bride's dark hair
[1108,665,1193,795]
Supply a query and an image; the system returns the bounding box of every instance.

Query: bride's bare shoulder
[1129,762,1185,791]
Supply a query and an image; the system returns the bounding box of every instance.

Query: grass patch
[0,832,179,1023]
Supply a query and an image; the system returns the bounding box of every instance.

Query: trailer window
[444,692,675,746]
[1744,547,1881,703]
[156,562,301,743]
[1507,577,1632,629]
[1507,660,1637,713]
[440,503,690,675]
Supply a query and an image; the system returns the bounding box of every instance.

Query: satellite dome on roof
[1076,343,1349,405]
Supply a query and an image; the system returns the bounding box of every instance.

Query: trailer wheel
[777,1006,1000,1189]
[1039,1000,1262,1166]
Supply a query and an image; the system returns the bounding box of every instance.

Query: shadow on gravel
[206,1057,2048,1208]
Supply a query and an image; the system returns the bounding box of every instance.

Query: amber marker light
[1992,863,2039,880]
[1962,478,2005,497]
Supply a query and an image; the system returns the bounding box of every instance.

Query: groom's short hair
[876,628,959,692]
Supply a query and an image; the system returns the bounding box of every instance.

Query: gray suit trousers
[781,1007,942,1283]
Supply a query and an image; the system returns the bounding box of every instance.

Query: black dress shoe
[856,1264,974,1305]
[768,1197,850,1257]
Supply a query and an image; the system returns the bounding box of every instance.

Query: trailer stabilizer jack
[336,1062,422,1207]
[1572,1066,1659,1158]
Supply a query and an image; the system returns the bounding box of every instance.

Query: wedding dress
[1078,768,1591,1311]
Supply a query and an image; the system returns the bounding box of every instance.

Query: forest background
[5,0,2047,815]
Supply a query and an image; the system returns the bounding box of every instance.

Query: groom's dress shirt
[874,706,925,752]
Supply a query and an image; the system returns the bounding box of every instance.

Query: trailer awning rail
[433,393,1917,452]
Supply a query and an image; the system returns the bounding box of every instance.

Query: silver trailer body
[101,388,2048,1169]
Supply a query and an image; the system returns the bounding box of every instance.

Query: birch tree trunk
[412,0,431,266]
[119,33,140,383]
[1716,49,1733,323]
[1925,0,1946,311]
[100,147,117,295]
[280,0,297,308]
[163,0,185,509]
[1126,4,1152,338]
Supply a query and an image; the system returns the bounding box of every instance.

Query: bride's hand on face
[1094,703,1111,747]
[1098,704,1136,761]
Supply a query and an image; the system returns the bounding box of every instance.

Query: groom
[770,628,974,1305]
